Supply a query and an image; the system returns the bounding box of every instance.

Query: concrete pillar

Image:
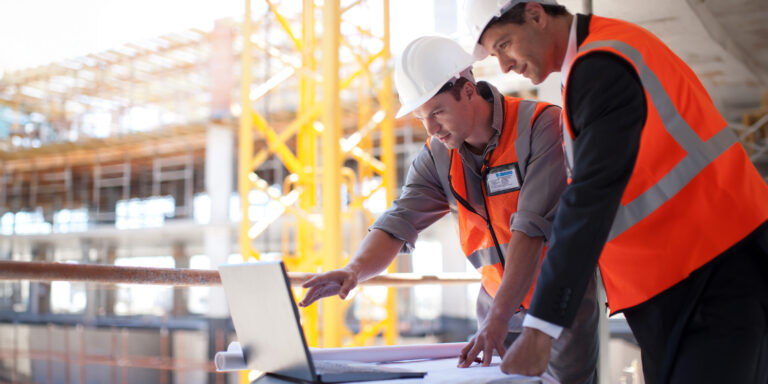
[172,243,189,317]
[29,243,50,314]
[83,241,103,317]
[210,19,234,120]
[205,126,233,318]
[104,245,118,316]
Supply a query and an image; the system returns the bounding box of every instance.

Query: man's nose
[424,119,440,136]
[498,55,516,74]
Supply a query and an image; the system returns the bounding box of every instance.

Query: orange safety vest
[562,16,768,313]
[427,96,555,308]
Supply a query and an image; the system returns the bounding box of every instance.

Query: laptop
[218,261,426,383]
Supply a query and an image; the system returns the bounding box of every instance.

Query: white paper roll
[215,351,247,371]
[214,342,247,371]
[214,341,468,371]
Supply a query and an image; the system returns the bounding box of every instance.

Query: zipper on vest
[480,156,506,269]
[447,149,507,269]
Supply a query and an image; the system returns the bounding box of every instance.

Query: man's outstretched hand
[298,268,358,307]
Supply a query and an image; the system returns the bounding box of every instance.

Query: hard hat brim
[472,44,489,61]
[395,82,444,118]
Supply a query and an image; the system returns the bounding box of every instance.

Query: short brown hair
[485,2,568,30]
[435,77,472,101]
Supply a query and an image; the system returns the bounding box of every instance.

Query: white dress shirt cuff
[523,314,564,339]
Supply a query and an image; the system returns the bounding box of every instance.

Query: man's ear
[463,81,476,100]
[526,2,545,27]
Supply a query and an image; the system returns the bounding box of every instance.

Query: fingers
[457,340,475,368]
[482,341,493,367]
[302,274,331,288]
[298,287,321,307]
[459,337,507,368]
[298,283,341,307]
[298,269,358,305]
[338,276,357,300]
[459,339,483,368]
[467,340,483,367]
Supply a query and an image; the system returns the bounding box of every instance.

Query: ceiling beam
[687,0,768,87]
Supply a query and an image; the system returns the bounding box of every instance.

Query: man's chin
[527,74,543,85]
[530,71,555,85]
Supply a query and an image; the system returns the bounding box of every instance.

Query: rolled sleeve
[510,106,568,241]
[510,210,554,240]
[371,145,450,253]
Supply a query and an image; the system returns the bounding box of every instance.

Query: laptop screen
[219,261,317,382]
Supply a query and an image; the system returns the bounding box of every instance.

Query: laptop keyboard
[314,360,407,374]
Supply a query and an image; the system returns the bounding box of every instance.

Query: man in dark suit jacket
[463,1,768,383]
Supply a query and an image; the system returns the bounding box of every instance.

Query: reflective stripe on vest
[561,16,768,312]
[576,40,740,241]
[466,244,505,269]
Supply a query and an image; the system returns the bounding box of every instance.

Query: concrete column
[104,245,118,316]
[83,241,103,317]
[172,243,189,317]
[205,126,233,318]
[29,243,50,314]
[209,19,234,120]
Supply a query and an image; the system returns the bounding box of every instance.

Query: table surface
[250,357,546,384]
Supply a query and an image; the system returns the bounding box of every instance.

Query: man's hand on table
[500,327,552,375]
[457,316,508,368]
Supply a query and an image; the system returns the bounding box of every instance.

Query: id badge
[485,163,522,195]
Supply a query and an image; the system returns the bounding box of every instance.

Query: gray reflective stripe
[580,40,704,152]
[563,122,575,172]
[467,244,507,269]
[608,128,738,239]
[577,40,738,241]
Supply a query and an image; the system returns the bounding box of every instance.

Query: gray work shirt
[371,81,567,254]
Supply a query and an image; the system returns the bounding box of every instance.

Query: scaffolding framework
[238,0,398,348]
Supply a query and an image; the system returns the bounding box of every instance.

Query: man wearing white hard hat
[464,1,768,383]
[299,35,598,383]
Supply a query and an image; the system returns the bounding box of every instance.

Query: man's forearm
[487,231,543,322]
[346,228,405,281]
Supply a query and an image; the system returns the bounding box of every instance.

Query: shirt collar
[560,15,579,88]
[458,81,503,161]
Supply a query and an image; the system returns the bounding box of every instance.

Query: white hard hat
[394,36,476,118]
[464,0,557,59]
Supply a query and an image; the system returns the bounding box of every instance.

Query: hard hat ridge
[394,36,476,118]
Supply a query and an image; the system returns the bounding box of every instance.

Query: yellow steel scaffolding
[238,0,398,348]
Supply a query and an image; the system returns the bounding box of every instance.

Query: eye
[499,41,511,50]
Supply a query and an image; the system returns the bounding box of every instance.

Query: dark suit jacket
[528,14,648,326]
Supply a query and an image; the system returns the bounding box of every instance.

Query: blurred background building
[0,0,766,383]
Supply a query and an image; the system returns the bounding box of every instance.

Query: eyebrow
[415,104,442,120]
[492,34,510,50]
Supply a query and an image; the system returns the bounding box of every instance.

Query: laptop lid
[219,261,318,382]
